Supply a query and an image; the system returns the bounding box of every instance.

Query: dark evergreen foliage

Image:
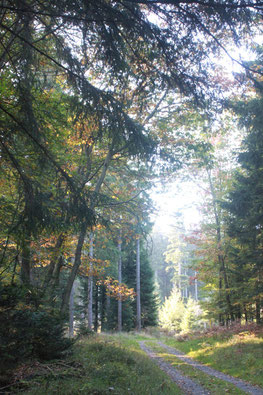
[0,283,73,378]
[123,240,158,328]
[223,54,263,323]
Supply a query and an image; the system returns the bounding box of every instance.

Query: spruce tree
[224,52,263,323]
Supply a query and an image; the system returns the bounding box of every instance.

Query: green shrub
[0,283,73,376]
[159,288,185,332]
[180,297,204,333]
[159,287,207,334]
[77,322,95,337]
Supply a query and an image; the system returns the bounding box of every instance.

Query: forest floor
[4,325,263,394]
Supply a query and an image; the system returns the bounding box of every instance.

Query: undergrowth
[8,334,182,394]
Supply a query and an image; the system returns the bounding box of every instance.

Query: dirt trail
[139,341,209,395]
[139,340,263,395]
[157,341,263,395]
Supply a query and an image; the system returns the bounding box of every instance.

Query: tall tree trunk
[207,169,235,322]
[88,232,94,330]
[69,281,76,337]
[101,286,106,332]
[218,261,224,325]
[178,261,182,297]
[194,271,198,301]
[42,233,65,296]
[106,293,111,330]
[219,255,234,321]
[60,142,114,316]
[94,283,99,332]
[49,255,64,306]
[256,298,261,324]
[0,143,33,286]
[19,16,39,286]
[117,234,122,332]
[184,269,188,299]
[21,234,31,285]
[136,237,141,331]
[244,304,248,323]
[256,273,261,324]
[61,222,87,315]
[236,305,242,321]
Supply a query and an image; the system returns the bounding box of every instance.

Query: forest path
[139,340,263,395]
[139,340,208,394]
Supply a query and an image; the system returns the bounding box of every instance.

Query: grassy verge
[161,329,263,387]
[15,333,182,395]
[149,342,246,395]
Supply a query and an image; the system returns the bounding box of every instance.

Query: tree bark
[106,293,111,330]
[61,222,87,315]
[101,286,106,331]
[69,281,76,337]
[207,169,235,322]
[21,234,31,285]
[88,232,94,329]
[94,283,99,332]
[136,237,141,331]
[256,298,261,324]
[49,255,64,306]
[118,234,122,332]
[178,261,182,297]
[194,271,198,301]
[42,233,65,296]
[60,141,114,316]
[244,304,248,322]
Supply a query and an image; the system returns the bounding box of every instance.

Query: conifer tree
[223,55,263,323]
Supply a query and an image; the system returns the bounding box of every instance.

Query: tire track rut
[139,341,209,394]
[139,340,263,395]
[157,341,263,395]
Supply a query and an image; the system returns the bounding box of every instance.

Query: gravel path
[157,341,263,395]
[139,341,209,395]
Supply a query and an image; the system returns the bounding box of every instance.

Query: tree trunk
[88,232,94,330]
[118,234,122,332]
[94,283,99,332]
[69,281,76,337]
[178,261,182,297]
[21,235,31,285]
[218,270,224,325]
[136,237,141,331]
[244,304,248,323]
[42,233,65,297]
[219,254,234,321]
[207,169,235,322]
[236,305,242,320]
[106,293,111,330]
[101,286,106,331]
[256,298,261,324]
[49,255,64,306]
[61,222,87,315]
[60,141,114,316]
[194,271,198,301]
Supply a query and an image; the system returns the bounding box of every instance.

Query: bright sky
[150,39,259,236]
[151,181,202,235]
